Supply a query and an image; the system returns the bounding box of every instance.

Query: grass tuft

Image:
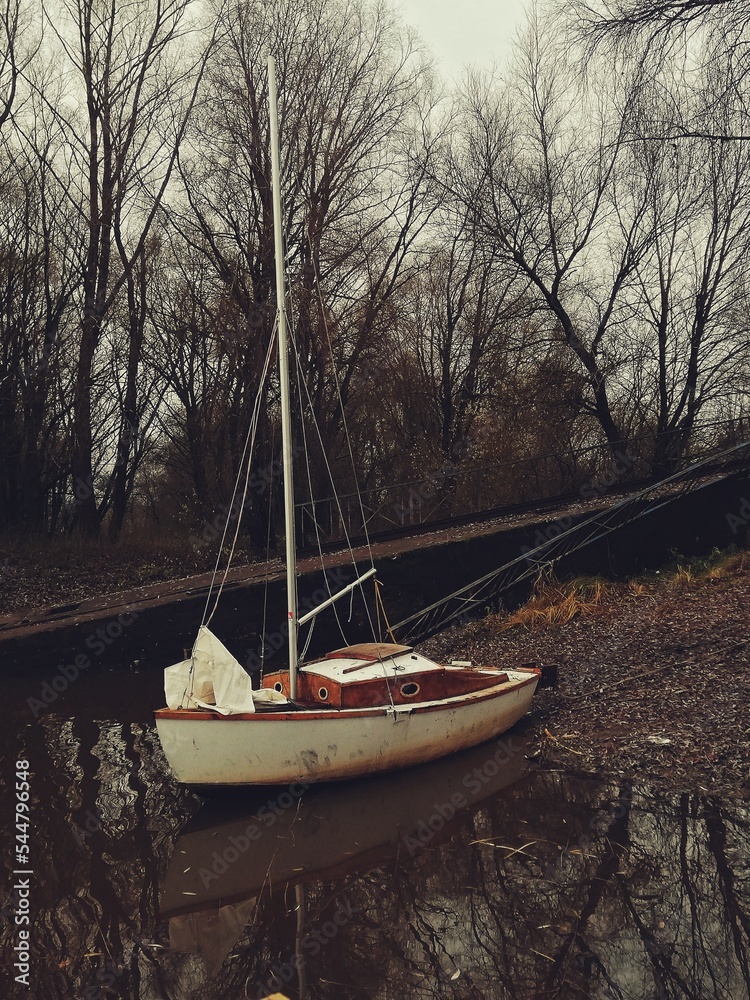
[495,574,609,632]
[663,547,749,587]
[669,565,694,590]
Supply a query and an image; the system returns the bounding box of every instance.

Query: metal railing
[394,435,750,645]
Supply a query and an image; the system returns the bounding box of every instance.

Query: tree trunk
[108,252,147,541]
[70,307,100,536]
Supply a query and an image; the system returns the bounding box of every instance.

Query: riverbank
[0,536,224,617]
[423,549,750,800]
[3,533,748,799]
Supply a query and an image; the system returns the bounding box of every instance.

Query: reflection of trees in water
[301,776,750,999]
[4,718,196,999]
[3,727,750,999]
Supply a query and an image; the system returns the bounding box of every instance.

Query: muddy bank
[423,550,750,800]
[2,529,749,800]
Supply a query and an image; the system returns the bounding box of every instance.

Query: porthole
[401,682,420,698]
[318,686,329,700]
[274,682,283,693]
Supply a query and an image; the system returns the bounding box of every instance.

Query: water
[1,653,749,999]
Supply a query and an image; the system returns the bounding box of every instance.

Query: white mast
[268,55,299,698]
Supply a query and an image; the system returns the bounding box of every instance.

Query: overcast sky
[394,0,530,83]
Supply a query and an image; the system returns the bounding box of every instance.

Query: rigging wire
[259,424,277,676]
[273,205,350,647]
[287,305,350,647]
[309,232,377,573]
[288,321,379,643]
[283,234,383,642]
[305,233,387,649]
[300,614,316,661]
[374,578,397,643]
[201,327,276,629]
[394,438,750,644]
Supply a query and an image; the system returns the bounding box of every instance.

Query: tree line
[0,0,748,545]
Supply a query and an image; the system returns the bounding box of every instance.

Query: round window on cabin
[401,682,420,698]
[318,687,329,701]
[274,682,283,693]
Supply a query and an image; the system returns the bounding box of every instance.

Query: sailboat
[153,56,540,786]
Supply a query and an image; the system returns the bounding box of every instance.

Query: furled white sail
[164,655,213,711]
[164,626,258,715]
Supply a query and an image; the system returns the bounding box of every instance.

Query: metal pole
[268,55,299,697]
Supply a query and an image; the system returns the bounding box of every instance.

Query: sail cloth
[164,656,213,710]
[168,896,257,978]
[164,626,283,715]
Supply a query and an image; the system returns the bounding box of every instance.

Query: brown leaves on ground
[0,537,225,617]
[423,549,750,800]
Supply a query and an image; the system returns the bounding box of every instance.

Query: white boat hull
[155,674,538,785]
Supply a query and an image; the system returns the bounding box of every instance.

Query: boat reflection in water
[4,708,750,998]
[160,734,529,982]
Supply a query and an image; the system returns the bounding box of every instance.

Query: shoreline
[422,550,750,801]
[2,535,748,800]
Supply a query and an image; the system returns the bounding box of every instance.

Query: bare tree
[36,0,217,536]
[448,19,654,461]
[383,219,524,471]
[0,0,36,130]
[572,0,750,55]
[448,16,750,474]
[169,0,440,536]
[570,0,750,141]
[147,237,264,530]
[622,119,750,470]
[0,79,82,532]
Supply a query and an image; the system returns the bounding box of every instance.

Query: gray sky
[394,0,529,82]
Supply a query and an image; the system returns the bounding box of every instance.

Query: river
[1,649,749,999]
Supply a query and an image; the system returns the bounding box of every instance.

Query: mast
[268,55,299,698]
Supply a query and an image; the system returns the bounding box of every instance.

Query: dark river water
[1,651,749,999]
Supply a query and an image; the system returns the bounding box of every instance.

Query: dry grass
[702,549,749,580]
[493,551,750,632]
[490,549,750,637]
[495,575,610,632]
[669,565,695,590]
[666,549,749,590]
